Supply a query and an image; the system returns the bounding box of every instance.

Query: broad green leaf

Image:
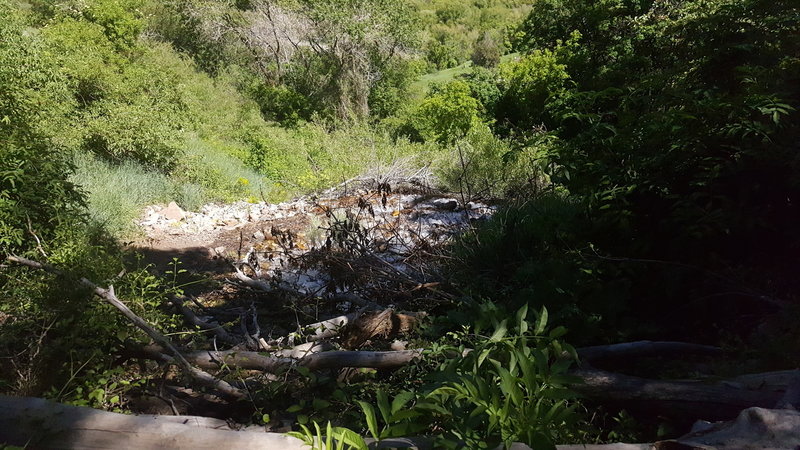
[376,390,391,424]
[357,401,379,440]
[334,428,368,450]
[516,303,529,333]
[313,398,331,411]
[389,409,422,422]
[535,307,548,335]
[489,319,508,342]
[390,391,415,415]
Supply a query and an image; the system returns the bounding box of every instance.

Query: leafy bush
[461,66,502,120]
[434,124,548,200]
[495,49,570,132]
[82,100,185,170]
[424,305,585,449]
[0,4,82,254]
[412,81,483,144]
[351,305,587,449]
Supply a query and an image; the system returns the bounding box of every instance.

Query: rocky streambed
[134,176,498,341]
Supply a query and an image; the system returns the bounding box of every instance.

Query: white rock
[162,202,186,221]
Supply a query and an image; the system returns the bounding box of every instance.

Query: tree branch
[7,256,246,400]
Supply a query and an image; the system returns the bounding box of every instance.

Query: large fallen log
[1,394,652,450]
[0,395,304,449]
[570,367,784,421]
[577,340,723,362]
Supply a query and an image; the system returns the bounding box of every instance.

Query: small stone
[431,198,458,211]
[253,230,266,242]
[233,208,248,221]
[390,340,407,351]
[162,201,186,221]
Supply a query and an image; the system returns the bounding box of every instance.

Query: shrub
[495,49,570,132]
[0,4,82,254]
[434,124,548,200]
[412,81,483,144]
[471,32,502,68]
[82,100,185,171]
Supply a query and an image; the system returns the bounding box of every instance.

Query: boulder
[162,202,186,221]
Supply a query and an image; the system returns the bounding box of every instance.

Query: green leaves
[288,420,368,450]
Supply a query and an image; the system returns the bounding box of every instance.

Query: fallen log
[137,345,422,372]
[577,340,722,362]
[570,367,784,421]
[0,394,649,450]
[0,395,305,449]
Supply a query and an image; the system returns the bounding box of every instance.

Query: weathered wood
[0,395,305,449]
[139,345,422,372]
[775,370,800,410]
[577,340,722,361]
[7,256,246,400]
[571,367,784,420]
[169,294,240,346]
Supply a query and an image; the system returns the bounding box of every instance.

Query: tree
[234,0,420,120]
[0,4,83,254]
[471,32,501,68]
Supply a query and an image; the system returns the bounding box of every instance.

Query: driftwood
[0,395,304,449]
[7,256,246,400]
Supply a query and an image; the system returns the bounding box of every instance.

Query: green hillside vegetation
[1,0,799,447]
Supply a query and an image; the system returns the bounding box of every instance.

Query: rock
[390,340,407,351]
[252,230,266,242]
[213,246,226,257]
[233,208,248,221]
[162,202,186,221]
[431,198,458,211]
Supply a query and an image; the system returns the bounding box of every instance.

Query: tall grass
[71,138,276,238]
[71,152,178,237]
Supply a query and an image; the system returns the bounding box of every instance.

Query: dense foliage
[2,0,800,447]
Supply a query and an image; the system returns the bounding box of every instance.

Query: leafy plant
[288,421,368,450]
[424,305,585,449]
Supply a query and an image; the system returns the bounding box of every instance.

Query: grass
[69,123,438,239]
[70,136,276,239]
[410,53,521,98]
[71,152,178,238]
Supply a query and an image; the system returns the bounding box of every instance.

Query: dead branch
[137,345,421,373]
[7,256,246,400]
[169,295,239,346]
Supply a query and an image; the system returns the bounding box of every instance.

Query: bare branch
[7,256,246,400]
